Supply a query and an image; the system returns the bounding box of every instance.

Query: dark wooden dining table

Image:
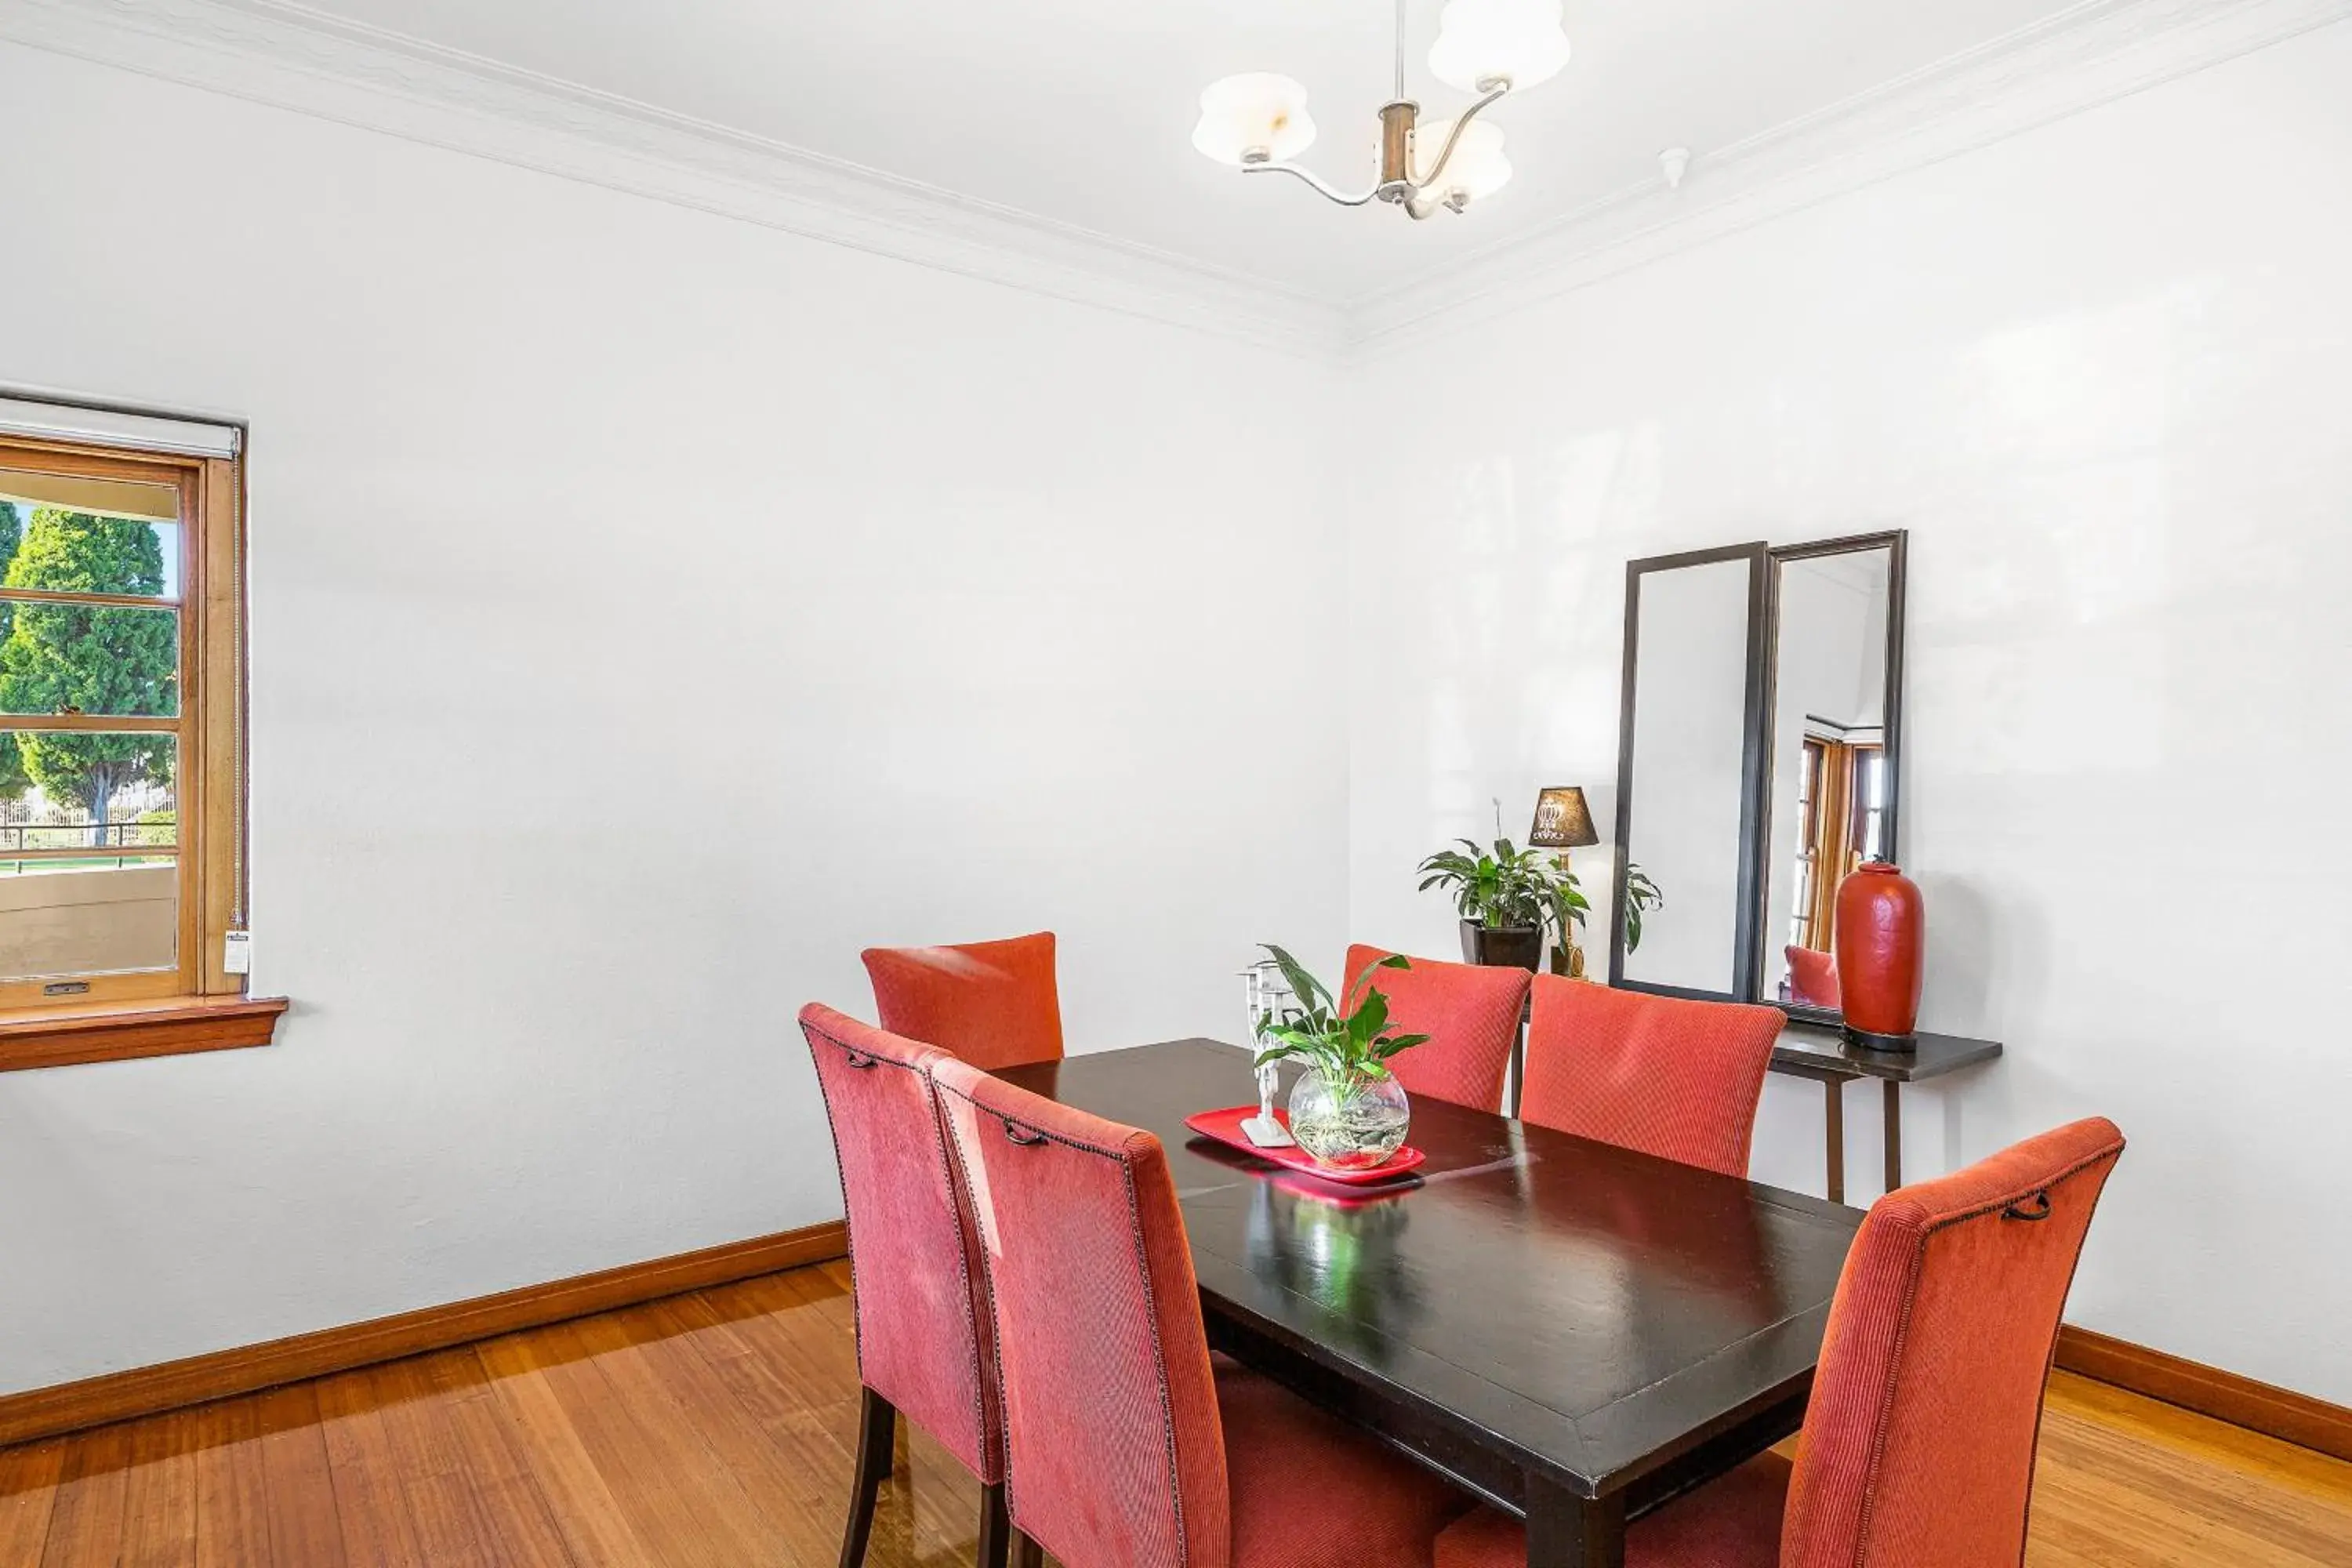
[996,1038,1865,1568]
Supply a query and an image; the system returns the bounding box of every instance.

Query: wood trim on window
[0,428,281,1067]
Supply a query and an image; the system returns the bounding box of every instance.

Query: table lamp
[1529,786,1599,978]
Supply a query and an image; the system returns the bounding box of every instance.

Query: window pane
[0,499,180,601]
[0,601,179,718]
[0,730,177,981]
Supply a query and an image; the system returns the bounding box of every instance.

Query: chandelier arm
[1410,85,1510,191]
[1241,161,1380,207]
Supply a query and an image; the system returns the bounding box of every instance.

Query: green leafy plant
[1621,862,1664,953]
[1417,837,1563,931]
[1542,864,1591,951]
[1250,945,1429,1088]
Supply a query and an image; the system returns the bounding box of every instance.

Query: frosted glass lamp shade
[1192,74,1317,165]
[1414,117,1511,199]
[1428,0,1573,93]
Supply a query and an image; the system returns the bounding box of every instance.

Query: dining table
[995,1037,1866,1568]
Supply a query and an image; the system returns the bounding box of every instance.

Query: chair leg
[838,1387,896,1568]
[977,1481,1011,1568]
[1011,1528,1044,1568]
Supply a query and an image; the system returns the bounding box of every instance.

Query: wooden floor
[3,1259,2348,1566]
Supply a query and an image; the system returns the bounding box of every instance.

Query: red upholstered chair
[1435,1117,2127,1568]
[1785,944,1842,1010]
[1519,977,1784,1178]
[1344,944,1532,1112]
[930,1054,1472,1568]
[862,931,1065,1070]
[799,1004,1011,1568]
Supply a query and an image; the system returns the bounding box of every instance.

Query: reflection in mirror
[1761,540,1900,1014]
[1615,550,1762,999]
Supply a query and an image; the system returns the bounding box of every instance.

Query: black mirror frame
[1752,529,1909,1025]
[1606,542,1773,1004]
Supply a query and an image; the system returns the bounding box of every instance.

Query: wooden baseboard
[2057,1324,2352,1463]
[0,1219,847,1448]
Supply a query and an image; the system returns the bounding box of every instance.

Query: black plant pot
[1460,920,1542,972]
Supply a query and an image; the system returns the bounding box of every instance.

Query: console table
[1766,1025,2003,1203]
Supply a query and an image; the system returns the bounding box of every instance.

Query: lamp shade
[1414,116,1511,200]
[1192,73,1317,166]
[1428,0,1573,93]
[1529,786,1599,849]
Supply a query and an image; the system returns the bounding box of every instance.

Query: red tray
[1182,1105,1425,1186]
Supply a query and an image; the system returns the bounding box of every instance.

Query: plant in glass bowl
[1250,946,1429,1171]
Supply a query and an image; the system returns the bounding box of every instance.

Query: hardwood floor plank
[480,1318,777,1567]
[38,1421,129,1568]
[353,1356,515,1568]
[252,1384,345,1567]
[117,1407,199,1568]
[403,1349,578,1568]
[314,1367,430,1566]
[0,1438,64,1565]
[187,1399,276,1568]
[473,1334,652,1568]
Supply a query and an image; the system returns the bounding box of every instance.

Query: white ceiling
[265,0,2089,302]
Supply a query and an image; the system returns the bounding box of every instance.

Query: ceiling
[267,0,2089,302]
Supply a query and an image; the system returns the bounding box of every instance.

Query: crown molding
[2,0,2341,365]
[1346,0,2352,357]
[0,0,1352,361]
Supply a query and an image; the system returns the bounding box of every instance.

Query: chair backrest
[797,1004,1000,1484]
[1781,1117,2126,1568]
[862,931,1066,1070]
[1519,977,1784,1177]
[1785,945,1842,1009]
[1343,944,1531,1112]
[931,1055,1229,1568]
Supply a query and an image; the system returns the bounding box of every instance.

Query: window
[0,401,279,1067]
[1786,735,1886,956]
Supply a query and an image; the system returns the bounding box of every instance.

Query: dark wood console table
[1766,1025,2002,1203]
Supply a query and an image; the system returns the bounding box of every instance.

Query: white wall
[0,43,1347,1394]
[1345,24,2352,1403]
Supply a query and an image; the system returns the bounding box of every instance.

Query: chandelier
[1191,0,1571,220]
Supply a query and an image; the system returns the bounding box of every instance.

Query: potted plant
[1250,946,1429,1171]
[1416,837,1566,971]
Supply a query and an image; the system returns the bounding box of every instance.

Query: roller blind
[0,397,241,459]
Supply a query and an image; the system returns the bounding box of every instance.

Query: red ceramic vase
[1834,862,1925,1051]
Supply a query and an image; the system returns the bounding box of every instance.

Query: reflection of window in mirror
[1785,733,1884,957]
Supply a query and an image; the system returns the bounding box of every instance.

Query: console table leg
[1824,1079,1845,1204]
[1883,1080,1903,1195]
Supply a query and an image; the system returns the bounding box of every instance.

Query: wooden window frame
[0,430,282,1067]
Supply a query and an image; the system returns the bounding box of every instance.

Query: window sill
[0,994,289,1073]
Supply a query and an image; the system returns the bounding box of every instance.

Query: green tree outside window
[0,507,178,844]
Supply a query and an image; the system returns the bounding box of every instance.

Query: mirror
[1757,533,1906,1022]
[1609,545,1769,1002]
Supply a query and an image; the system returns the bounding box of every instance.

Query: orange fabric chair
[862,931,1065,1071]
[1519,977,1783,1177]
[929,1054,1471,1568]
[1343,944,1532,1113]
[1784,944,1841,1009]
[1435,1116,2125,1568]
